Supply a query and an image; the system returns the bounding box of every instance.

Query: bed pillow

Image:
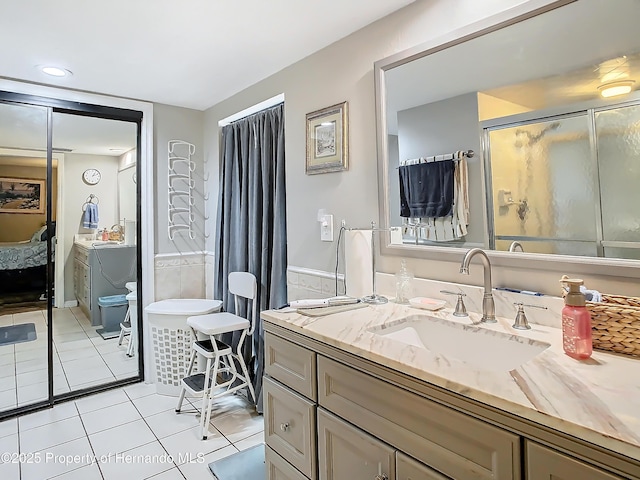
[31,225,47,242]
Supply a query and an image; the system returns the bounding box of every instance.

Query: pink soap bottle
[561,278,592,360]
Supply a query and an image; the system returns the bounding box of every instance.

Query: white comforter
[0,241,48,270]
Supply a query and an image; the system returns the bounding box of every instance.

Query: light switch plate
[321,214,334,242]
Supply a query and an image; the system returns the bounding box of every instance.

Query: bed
[0,225,53,296]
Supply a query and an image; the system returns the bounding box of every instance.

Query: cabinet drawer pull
[280,422,290,432]
[374,475,388,480]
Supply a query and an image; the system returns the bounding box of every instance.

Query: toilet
[144,299,222,395]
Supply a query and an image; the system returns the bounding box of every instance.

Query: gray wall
[395,93,483,245]
[154,104,205,255]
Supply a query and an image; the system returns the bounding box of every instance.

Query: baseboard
[64,300,78,308]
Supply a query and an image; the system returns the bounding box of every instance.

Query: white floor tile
[0,459,20,479]
[0,374,16,392]
[177,444,239,480]
[55,338,95,353]
[15,348,47,364]
[57,346,99,363]
[19,401,78,432]
[20,437,94,480]
[89,418,156,457]
[0,352,15,368]
[210,408,263,443]
[146,467,186,479]
[75,388,129,415]
[20,416,86,454]
[0,432,18,456]
[234,431,264,451]
[132,393,180,417]
[16,381,49,406]
[0,417,17,439]
[99,441,175,480]
[0,389,16,410]
[206,394,254,419]
[50,462,103,480]
[81,400,141,435]
[65,366,115,389]
[160,425,230,466]
[145,408,200,439]
[16,368,49,387]
[123,382,156,400]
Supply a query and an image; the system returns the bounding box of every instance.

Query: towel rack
[398,149,474,167]
[168,140,196,240]
[82,194,99,211]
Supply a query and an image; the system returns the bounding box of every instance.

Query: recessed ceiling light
[40,66,72,77]
[598,81,635,98]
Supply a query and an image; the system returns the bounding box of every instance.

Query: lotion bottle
[561,278,592,359]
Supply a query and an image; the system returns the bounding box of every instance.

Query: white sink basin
[369,315,550,371]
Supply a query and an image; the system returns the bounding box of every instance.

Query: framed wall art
[0,178,45,214]
[305,101,348,174]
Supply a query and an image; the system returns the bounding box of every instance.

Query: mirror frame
[374,0,640,279]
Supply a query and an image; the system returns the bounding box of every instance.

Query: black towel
[399,160,455,218]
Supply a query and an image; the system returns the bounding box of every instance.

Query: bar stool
[175,272,258,440]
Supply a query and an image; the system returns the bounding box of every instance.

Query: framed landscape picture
[305,101,348,174]
[0,178,45,214]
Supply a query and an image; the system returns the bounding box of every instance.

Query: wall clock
[82,168,101,185]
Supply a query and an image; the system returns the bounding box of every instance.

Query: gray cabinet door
[318,408,395,480]
[266,445,309,480]
[396,452,450,480]
[264,376,316,479]
[526,441,624,480]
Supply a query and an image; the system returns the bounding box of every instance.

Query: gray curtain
[214,103,287,413]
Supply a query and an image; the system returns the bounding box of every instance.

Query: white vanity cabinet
[264,327,638,480]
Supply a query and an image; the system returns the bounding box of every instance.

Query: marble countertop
[262,301,640,460]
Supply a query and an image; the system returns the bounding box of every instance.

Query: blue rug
[209,444,265,479]
[0,323,37,346]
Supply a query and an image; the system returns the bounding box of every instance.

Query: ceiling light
[40,66,72,77]
[598,81,635,98]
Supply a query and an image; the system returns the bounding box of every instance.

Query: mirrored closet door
[0,91,143,419]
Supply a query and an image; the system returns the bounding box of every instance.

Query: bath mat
[209,444,265,480]
[0,323,37,346]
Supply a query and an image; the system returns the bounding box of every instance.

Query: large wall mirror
[376,0,640,262]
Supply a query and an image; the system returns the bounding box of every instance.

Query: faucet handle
[512,302,547,330]
[441,290,468,317]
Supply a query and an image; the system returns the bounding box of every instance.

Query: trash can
[97,294,128,340]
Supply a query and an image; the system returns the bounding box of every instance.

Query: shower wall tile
[154,252,205,301]
[286,266,345,302]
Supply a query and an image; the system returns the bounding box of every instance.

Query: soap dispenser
[560,278,592,360]
[395,259,414,304]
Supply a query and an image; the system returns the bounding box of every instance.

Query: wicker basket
[584,294,640,357]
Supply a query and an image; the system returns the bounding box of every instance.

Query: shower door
[486,114,598,255]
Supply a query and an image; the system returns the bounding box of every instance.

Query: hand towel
[82,204,99,229]
[399,160,455,218]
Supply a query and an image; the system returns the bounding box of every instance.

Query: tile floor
[0,382,263,479]
[0,307,138,410]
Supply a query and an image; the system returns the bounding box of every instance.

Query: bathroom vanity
[73,241,136,325]
[261,303,640,480]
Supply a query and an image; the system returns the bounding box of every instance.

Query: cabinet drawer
[318,356,520,480]
[266,445,309,480]
[265,332,317,400]
[397,452,450,480]
[318,408,395,480]
[264,376,316,479]
[526,441,624,480]
[74,247,89,264]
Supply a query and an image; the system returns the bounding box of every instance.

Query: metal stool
[175,272,258,439]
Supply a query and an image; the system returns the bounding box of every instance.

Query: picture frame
[305,101,349,174]
[0,178,45,214]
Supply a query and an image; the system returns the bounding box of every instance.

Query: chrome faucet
[459,248,496,323]
[508,241,524,252]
